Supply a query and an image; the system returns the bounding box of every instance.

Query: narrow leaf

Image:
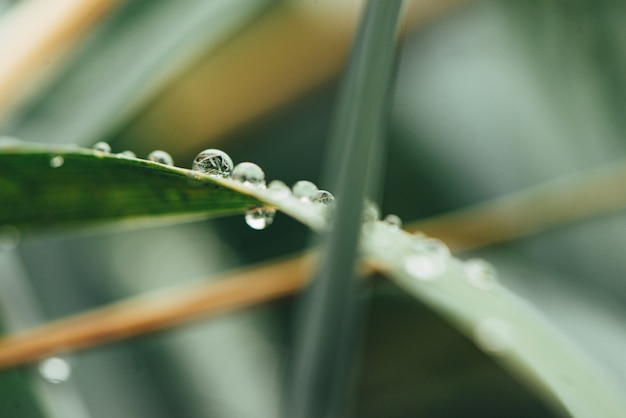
[0,142,260,229]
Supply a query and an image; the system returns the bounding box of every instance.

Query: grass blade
[0,142,260,229]
[287,1,404,417]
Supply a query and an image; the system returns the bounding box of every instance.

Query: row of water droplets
[362,206,509,353]
[46,142,336,230]
[190,149,335,230]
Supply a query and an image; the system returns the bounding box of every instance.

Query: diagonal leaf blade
[0,142,261,229]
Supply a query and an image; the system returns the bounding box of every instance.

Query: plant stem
[285,1,404,417]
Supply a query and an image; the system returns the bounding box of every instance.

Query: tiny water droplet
[313,190,334,205]
[404,238,449,280]
[267,180,291,199]
[383,214,402,229]
[118,150,136,158]
[292,180,318,202]
[38,357,71,383]
[0,225,20,250]
[192,149,233,177]
[474,318,513,353]
[148,150,174,166]
[93,141,111,153]
[463,258,497,290]
[362,201,380,222]
[245,207,275,230]
[232,162,265,188]
[49,156,64,168]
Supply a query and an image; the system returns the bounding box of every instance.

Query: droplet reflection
[192,149,233,177]
[147,150,174,166]
[245,207,275,230]
[232,162,266,188]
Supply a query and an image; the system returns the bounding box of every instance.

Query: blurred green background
[0,0,625,416]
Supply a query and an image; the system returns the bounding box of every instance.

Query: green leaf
[361,221,626,418]
[0,141,261,230]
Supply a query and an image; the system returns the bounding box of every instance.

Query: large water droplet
[463,258,497,290]
[93,141,111,153]
[38,357,71,383]
[474,318,513,353]
[192,149,233,177]
[292,180,318,202]
[267,180,291,199]
[245,207,275,230]
[0,225,20,250]
[232,162,265,188]
[383,214,402,230]
[404,237,449,280]
[313,190,334,205]
[49,156,64,168]
[147,150,174,166]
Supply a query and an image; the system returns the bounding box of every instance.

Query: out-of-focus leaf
[361,221,626,418]
[2,0,273,146]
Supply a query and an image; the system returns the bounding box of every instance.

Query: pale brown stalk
[0,0,117,118]
[0,254,316,368]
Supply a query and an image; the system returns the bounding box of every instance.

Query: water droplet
[245,207,275,230]
[292,180,318,202]
[313,190,334,205]
[474,318,513,353]
[192,149,233,177]
[118,150,136,158]
[383,214,402,229]
[463,258,497,290]
[93,141,111,153]
[404,238,449,280]
[267,180,291,199]
[232,162,265,188]
[147,150,174,166]
[38,357,71,383]
[362,201,380,222]
[49,156,64,168]
[0,225,20,250]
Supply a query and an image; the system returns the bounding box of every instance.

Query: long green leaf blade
[0,142,260,229]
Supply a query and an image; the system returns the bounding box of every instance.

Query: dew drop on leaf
[147,150,174,166]
[383,214,402,229]
[362,201,380,223]
[245,207,275,230]
[292,180,318,202]
[404,237,449,280]
[93,141,111,153]
[192,149,233,177]
[38,357,71,383]
[313,190,334,205]
[49,156,64,168]
[463,258,497,290]
[118,150,136,159]
[232,162,265,188]
[267,180,291,199]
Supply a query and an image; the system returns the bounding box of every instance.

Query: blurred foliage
[1,0,625,417]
